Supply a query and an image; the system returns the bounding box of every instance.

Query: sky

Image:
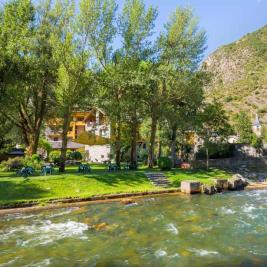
[117,0,267,59]
[1,0,266,59]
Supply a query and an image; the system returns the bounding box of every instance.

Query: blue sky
[118,0,267,58]
[1,0,266,58]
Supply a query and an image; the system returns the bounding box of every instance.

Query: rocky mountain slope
[204,25,267,124]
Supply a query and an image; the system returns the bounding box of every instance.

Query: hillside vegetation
[204,25,267,124]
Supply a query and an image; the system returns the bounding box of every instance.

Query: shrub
[49,150,61,164]
[70,151,82,160]
[38,139,52,155]
[23,156,44,170]
[66,149,73,159]
[31,154,41,162]
[251,134,263,154]
[138,148,148,163]
[0,157,24,171]
[158,157,172,171]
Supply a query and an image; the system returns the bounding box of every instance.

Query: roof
[8,149,24,156]
[50,141,85,150]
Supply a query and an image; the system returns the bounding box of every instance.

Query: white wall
[85,145,111,163]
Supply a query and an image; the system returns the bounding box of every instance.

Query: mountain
[204,25,267,124]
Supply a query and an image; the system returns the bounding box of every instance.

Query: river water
[1,190,267,267]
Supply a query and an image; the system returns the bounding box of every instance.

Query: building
[252,114,262,137]
[45,108,111,162]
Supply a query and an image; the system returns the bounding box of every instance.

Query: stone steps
[145,172,170,188]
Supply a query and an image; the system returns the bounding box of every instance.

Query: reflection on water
[1,190,267,267]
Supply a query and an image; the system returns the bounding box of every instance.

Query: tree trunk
[206,148,209,170]
[59,111,71,172]
[115,121,121,166]
[157,124,162,160]
[157,139,162,159]
[130,122,138,169]
[27,129,41,156]
[170,126,177,168]
[148,113,157,168]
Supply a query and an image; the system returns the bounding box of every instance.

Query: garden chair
[41,165,53,176]
[122,163,130,170]
[78,163,91,174]
[18,166,35,178]
[108,163,120,171]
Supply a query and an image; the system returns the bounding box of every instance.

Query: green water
[1,190,267,267]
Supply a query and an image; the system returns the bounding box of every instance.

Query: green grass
[0,164,232,207]
[165,168,232,187]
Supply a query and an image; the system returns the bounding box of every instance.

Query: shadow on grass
[0,180,49,204]
[84,169,151,187]
[167,168,233,188]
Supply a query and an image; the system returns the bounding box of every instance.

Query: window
[54,137,59,141]
[77,116,84,121]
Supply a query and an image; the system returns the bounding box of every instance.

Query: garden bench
[78,163,91,174]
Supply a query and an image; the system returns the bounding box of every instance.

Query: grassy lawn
[0,164,232,207]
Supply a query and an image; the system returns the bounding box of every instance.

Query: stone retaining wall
[193,157,267,169]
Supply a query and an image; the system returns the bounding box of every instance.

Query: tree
[198,102,232,169]
[251,134,263,156]
[54,0,117,172]
[234,111,253,144]
[118,0,157,169]
[0,0,69,155]
[156,7,207,168]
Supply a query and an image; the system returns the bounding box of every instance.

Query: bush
[158,157,172,171]
[31,154,41,162]
[23,156,44,170]
[0,157,24,171]
[49,150,61,164]
[66,149,73,159]
[70,151,82,160]
[138,148,148,163]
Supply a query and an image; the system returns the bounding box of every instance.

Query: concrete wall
[85,145,111,163]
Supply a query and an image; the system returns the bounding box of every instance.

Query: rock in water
[202,185,216,195]
[212,178,228,192]
[181,181,201,194]
[228,175,248,191]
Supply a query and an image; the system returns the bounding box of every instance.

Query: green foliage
[251,134,263,154]
[31,154,40,162]
[49,150,61,164]
[70,151,83,160]
[262,125,267,142]
[137,148,148,163]
[206,25,267,123]
[0,157,24,171]
[233,111,253,144]
[66,149,73,159]
[199,102,232,145]
[196,143,235,159]
[23,156,43,170]
[38,139,52,155]
[158,156,172,170]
